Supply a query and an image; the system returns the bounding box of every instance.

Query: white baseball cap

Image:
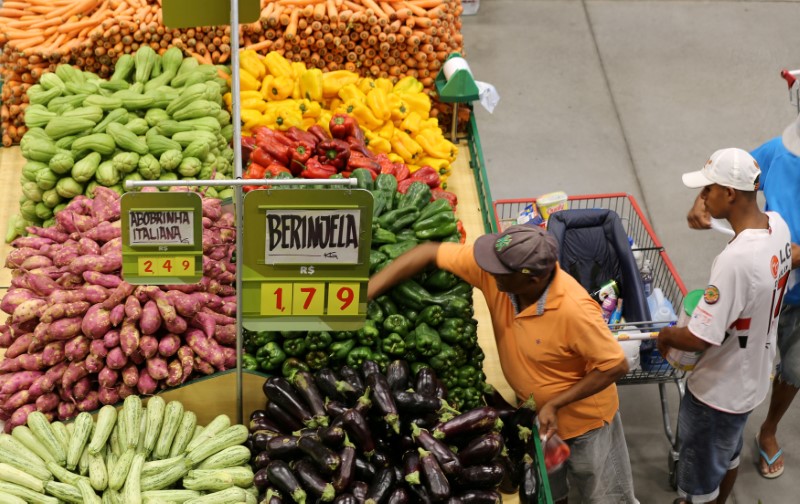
[682,148,761,192]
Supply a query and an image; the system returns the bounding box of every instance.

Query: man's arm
[657,325,712,356]
[536,359,628,440]
[793,243,800,270]
[687,192,711,230]
[367,242,441,300]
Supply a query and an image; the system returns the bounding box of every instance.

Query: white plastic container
[462,0,479,15]
[536,191,569,221]
[666,289,705,371]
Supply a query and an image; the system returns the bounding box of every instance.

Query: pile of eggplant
[247,360,529,504]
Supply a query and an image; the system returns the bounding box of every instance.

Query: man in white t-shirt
[658,148,793,504]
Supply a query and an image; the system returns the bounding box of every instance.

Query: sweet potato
[202,198,222,221]
[100,282,134,311]
[133,286,150,304]
[189,312,216,339]
[221,347,236,369]
[81,304,112,340]
[6,404,37,433]
[12,236,54,249]
[103,329,120,350]
[165,290,201,318]
[1,288,38,315]
[63,195,92,215]
[84,221,121,243]
[137,370,159,395]
[129,348,145,366]
[121,363,139,388]
[35,392,59,413]
[0,325,13,347]
[0,357,22,373]
[57,211,98,234]
[147,356,169,381]
[139,335,159,359]
[76,390,99,412]
[68,254,122,275]
[56,273,84,290]
[62,361,88,399]
[73,376,91,401]
[40,301,91,323]
[140,301,162,335]
[106,347,128,370]
[185,329,225,369]
[117,383,135,399]
[6,333,34,359]
[124,296,142,322]
[100,237,122,255]
[57,401,76,422]
[27,272,62,297]
[28,226,70,244]
[65,335,91,362]
[42,341,66,367]
[98,367,119,389]
[1,370,44,395]
[49,288,87,305]
[201,308,236,326]
[165,360,183,387]
[5,390,34,413]
[77,238,100,257]
[162,283,203,294]
[194,357,215,375]
[81,285,110,305]
[82,271,121,289]
[6,247,43,269]
[158,334,181,358]
[52,241,80,267]
[218,285,235,297]
[20,255,53,271]
[177,346,194,384]
[120,319,140,356]
[18,353,45,371]
[164,315,187,335]
[143,287,177,323]
[46,317,82,342]
[28,361,67,397]
[110,305,125,327]
[91,187,121,222]
[90,339,108,358]
[98,386,120,406]
[85,353,104,374]
[220,302,236,317]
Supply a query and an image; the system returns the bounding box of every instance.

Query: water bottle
[640,259,653,297]
[629,237,644,271]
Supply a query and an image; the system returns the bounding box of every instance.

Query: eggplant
[354,388,373,416]
[399,434,416,452]
[386,360,410,392]
[333,442,356,492]
[319,424,346,447]
[497,453,521,493]
[253,430,284,451]
[408,483,433,504]
[481,386,515,422]
[387,487,411,504]
[335,494,358,504]
[351,481,369,504]
[361,360,381,378]
[267,460,308,504]
[342,409,376,455]
[264,377,315,426]
[415,367,438,398]
[406,414,439,430]
[299,434,341,473]
[457,490,501,504]
[434,379,448,400]
[315,368,352,402]
[251,409,269,421]
[293,370,330,427]
[446,498,463,504]
[326,400,349,418]
[459,462,505,489]
[371,451,392,469]
[503,395,536,443]
[364,467,395,504]
[394,391,445,414]
[519,454,539,504]
[254,467,271,491]
[354,456,376,482]
[403,450,421,486]
[411,424,462,477]
[267,401,304,433]
[266,435,302,459]
[457,432,504,466]
[366,372,400,434]
[433,407,500,441]
[340,366,366,396]
[254,451,272,470]
[295,458,337,502]
[419,448,450,502]
[265,488,285,504]
[393,465,404,486]
[251,415,284,433]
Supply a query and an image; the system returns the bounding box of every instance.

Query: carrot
[407,0,441,8]
[285,7,300,39]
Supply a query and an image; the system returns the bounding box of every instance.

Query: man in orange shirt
[368,225,636,503]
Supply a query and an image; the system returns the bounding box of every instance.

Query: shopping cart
[493,193,688,489]
[780,68,800,114]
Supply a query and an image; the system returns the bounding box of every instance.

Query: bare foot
[757,430,784,477]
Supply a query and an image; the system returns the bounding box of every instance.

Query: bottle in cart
[640,259,653,297]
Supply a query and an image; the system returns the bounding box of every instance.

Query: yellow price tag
[326,283,360,316]
[138,256,195,277]
[261,283,293,316]
[292,283,326,316]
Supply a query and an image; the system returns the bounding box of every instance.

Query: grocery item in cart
[666,289,706,371]
[536,191,569,221]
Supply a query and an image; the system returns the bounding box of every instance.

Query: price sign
[121,192,203,285]
[162,0,259,28]
[242,189,373,331]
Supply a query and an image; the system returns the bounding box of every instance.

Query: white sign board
[264,209,361,264]
[129,210,195,246]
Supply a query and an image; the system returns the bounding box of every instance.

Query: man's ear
[725,186,736,202]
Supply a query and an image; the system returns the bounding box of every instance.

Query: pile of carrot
[0,0,464,146]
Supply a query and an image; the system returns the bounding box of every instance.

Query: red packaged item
[543,433,571,474]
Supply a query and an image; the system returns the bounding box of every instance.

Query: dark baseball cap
[473,224,558,276]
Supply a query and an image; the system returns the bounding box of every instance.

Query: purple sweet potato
[1,288,38,315]
[158,334,181,358]
[98,386,120,405]
[100,282,134,310]
[91,187,121,221]
[133,286,150,304]
[121,363,139,388]
[220,302,236,317]
[143,287,177,322]
[76,390,99,412]
[5,390,34,412]
[40,301,91,323]
[78,237,101,256]
[1,370,44,395]
[61,361,88,399]
[28,226,70,244]
[164,315,187,335]
[11,319,38,338]
[186,329,225,370]
[84,221,121,243]
[48,289,87,305]
[98,367,119,389]
[129,348,145,365]
[201,308,235,325]
[0,325,13,347]
[12,236,54,249]
[27,272,61,296]
[0,357,22,373]
[140,301,162,335]
[221,347,236,369]
[46,317,82,342]
[90,339,108,358]
[42,341,66,366]
[217,285,235,297]
[100,237,122,255]
[103,329,120,349]
[57,401,76,422]
[81,285,109,304]
[165,290,201,318]
[147,356,169,381]
[165,359,183,387]
[69,254,122,275]
[56,211,97,234]
[85,353,104,373]
[6,333,34,359]
[28,361,67,397]
[139,335,159,359]
[18,353,45,371]
[214,324,236,346]
[109,304,125,327]
[6,404,37,433]
[63,195,92,215]
[189,312,216,339]
[20,255,53,270]
[177,346,194,384]
[65,335,91,362]
[81,304,112,340]
[106,347,128,370]
[194,357,215,375]
[117,383,135,399]
[120,319,140,356]
[124,296,142,322]
[83,271,121,289]
[137,369,158,395]
[35,392,59,413]
[56,273,84,290]
[72,376,91,401]
[52,242,80,268]
[6,247,42,269]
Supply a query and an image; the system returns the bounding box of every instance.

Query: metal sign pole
[124,179,358,189]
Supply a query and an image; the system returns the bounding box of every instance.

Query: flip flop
[755,434,785,479]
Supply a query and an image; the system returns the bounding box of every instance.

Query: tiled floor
[463,1,800,502]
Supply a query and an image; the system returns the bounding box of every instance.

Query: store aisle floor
[463,1,800,502]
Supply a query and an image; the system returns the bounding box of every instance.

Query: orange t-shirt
[436,242,625,440]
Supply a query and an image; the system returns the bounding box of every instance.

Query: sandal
[755,434,785,479]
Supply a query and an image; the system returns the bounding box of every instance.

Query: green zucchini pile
[0,396,255,504]
[11,45,235,242]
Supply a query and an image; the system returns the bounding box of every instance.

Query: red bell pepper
[308,124,330,143]
[394,163,410,182]
[346,135,373,157]
[266,163,290,177]
[457,220,466,243]
[250,147,276,169]
[284,126,318,147]
[410,165,441,188]
[397,178,415,194]
[289,140,315,175]
[258,138,291,166]
[317,139,351,170]
[347,152,381,174]
[253,126,294,147]
[376,154,395,175]
[241,136,257,166]
[247,162,267,179]
[329,113,358,139]
[431,188,458,209]
[301,157,338,179]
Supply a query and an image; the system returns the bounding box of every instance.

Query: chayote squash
[138,154,161,180]
[96,161,121,186]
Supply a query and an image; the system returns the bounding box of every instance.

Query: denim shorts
[677,390,750,503]
[776,304,800,387]
[548,411,639,503]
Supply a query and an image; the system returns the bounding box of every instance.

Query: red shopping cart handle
[781,69,797,89]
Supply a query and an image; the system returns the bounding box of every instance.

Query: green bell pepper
[395,228,419,243]
[334,330,356,341]
[381,332,407,356]
[442,281,473,299]
[351,168,374,190]
[432,294,472,318]
[305,350,330,371]
[406,309,418,323]
[377,206,417,229]
[438,318,466,345]
[439,369,458,390]
[283,337,309,357]
[242,353,259,371]
[379,240,418,260]
[372,227,397,244]
[471,346,486,365]
[448,386,465,409]
[371,352,390,372]
[417,198,453,221]
[411,322,442,358]
[416,221,458,240]
[366,300,385,324]
[399,181,431,212]
[390,279,435,310]
[462,387,483,410]
[370,249,389,273]
[416,305,444,327]
[346,346,375,368]
[442,233,461,243]
[329,339,356,362]
[281,330,304,339]
[383,314,411,336]
[452,345,468,367]
[254,331,280,346]
[373,189,392,218]
[375,173,398,194]
[376,295,399,316]
[307,331,332,352]
[357,319,380,346]
[424,270,461,292]
[456,365,481,388]
[412,210,455,231]
[282,357,310,380]
[429,343,458,371]
[256,341,287,372]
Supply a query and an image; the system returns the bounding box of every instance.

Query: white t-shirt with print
[687,212,793,414]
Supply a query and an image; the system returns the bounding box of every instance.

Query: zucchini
[0,492,26,504]
[0,462,46,493]
[102,489,122,504]
[142,455,185,478]
[108,448,134,491]
[0,434,51,480]
[183,487,249,504]
[185,415,230,454]
[77,478,101,504]
[136,408,148,452]
[185,425,248,467]
[67,412,93,469]
[143,396,165,456]
[168,412,197,458]
[182,467,254,491]
[89,450,108,492]
[46,461,82,486]
[0,480,57,504]
[122,453,145,504]
[196,445,251,470]
[109,423,122,458]
[11,426,56,464]
[153,401,183,460]
[123,395,143,450]
[78,444,91,476]
[89,405,117,455]
[139,457,189,491]
[43,480,82,504]
[49,421,70,458]
[141,490,201,503]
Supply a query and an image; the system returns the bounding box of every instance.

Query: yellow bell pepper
[316,111,333,136]
[390,130,424,163]
[339,83,366,104]
[364,130,391,155]
[350,101,384,131]
[243,114,273,132]
[262,75,294,101]
[291,62,308,80]
[300,68,323,102]
[387,153,405,164]
[241,109,264,125]
[366,88,391,122]
[419,157,450,175]
[416,128,457,162]
[292,79,302,100]
[329,98,346,115]
[302,117,317,130]
[264,104,303,131]
[240,90,264,102]
[263,52,293,79]
[240,50,266,81]
[239,70,261,92]
[378,121,394,140]
[394,76,424,94]
[358,78,376,95]
[419,117,439,132]
[399,92,431,118]
[295,99,322,118]
[223,92,232,108]
[241,98,267,112]
[322,70,360,99]
[375,78,394,95]
[407,164,422,174]
[400,111,423,136]
[387,94,410,122]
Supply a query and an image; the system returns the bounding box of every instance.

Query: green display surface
[242,188,373,331]
[121,192,204,285]
[162,0,259,29]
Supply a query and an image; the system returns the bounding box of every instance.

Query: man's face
[492,271,539,294]
[700,184,732,219]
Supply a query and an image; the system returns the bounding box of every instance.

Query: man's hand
[687,192,711,230]
[656,332,671,358]
[537,402,558,442]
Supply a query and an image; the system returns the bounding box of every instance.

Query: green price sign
[242,188,373,331]
[121,192,204,285]
[162,0,260,29]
